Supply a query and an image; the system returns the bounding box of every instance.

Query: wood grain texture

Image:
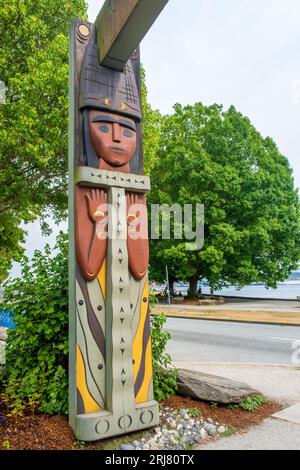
[95,0,169,70]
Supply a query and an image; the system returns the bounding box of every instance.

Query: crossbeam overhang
[95,0,169,71]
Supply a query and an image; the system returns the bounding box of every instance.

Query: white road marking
[268,336,300,342]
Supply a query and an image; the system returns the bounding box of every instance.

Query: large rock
[0,341,5,367]
[177,369,258,404]
[0,327,7,341]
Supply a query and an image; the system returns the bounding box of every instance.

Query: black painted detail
[122,380,126,387]
[121,368,126,375]
[121,337,125,343]
[130,303,133,309]
[97,305,102,311]
[120,288,124,294]
[121,348,125,354]
[143,297,148,303]
[98,364,103,370]
[79,300,84,306]
[120,307,125,313]
[132,359,135,365]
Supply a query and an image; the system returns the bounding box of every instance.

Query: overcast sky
[11,0,300,276]
[88,0,300,185]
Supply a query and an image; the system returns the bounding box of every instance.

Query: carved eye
[123,129,134,138]
[99,125,109,133]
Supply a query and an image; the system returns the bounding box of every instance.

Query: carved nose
[112,123,121,142]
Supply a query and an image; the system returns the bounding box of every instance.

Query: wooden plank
[95,0,169,71]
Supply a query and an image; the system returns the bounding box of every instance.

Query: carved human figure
[75,110,149,281]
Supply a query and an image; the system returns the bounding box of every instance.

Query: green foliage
[0,0,87,281]
[149,103,300,296]
[0,232,69,415]
[239,395,268,412]
[2,439,10,450]
[140,65,162,176]
[211,401,218,409]
[0,234,176,413]
[188,407,203,417]
[151,313,178,401]
[219,426,237,437]
[227,403,239,410]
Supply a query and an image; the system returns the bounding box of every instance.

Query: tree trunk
[188,274,198,299]
[169,276,175,297]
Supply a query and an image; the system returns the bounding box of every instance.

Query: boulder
[0,327,7,341]
[176,369,258,404]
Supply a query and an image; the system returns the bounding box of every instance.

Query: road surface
[165,317,300,364]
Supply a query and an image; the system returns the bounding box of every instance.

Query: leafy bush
[0,233,69,415]
[239,395,268,412]
[150,313,178,401]
[0,233,177,414]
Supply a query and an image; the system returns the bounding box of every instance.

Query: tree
[140,65,162,175]
[0,0,87,282]
[149,103,300,297]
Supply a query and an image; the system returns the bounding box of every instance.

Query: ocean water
[201,282,300,300]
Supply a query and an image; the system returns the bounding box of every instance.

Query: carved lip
[109,146,126,153]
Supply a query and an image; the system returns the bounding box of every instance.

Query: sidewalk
[153,302,300,326]
[176,362,300,450]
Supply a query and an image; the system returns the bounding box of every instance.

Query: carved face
[89,111,137,167]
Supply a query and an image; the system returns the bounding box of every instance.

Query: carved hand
[85,189,107,223]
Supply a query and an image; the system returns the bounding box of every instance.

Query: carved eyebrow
[92,115,136,131]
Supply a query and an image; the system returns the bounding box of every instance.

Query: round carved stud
[97,305,103,311]
[140,410,154,425]
[79,24,90,37]
[143,297,148,303]
[98,364,103,370]
[95,419,110,435]
[118,415,132,431]
[78,300,84,306]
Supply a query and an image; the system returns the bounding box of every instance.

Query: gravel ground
[199,418,300,450]
[119,407,228,451]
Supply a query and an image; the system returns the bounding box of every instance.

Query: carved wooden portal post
[69,1,169,442]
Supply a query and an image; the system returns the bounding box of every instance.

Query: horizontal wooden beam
[95,0,169,71]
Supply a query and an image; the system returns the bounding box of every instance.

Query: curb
[155,312,300,328]
[173,362,300,369]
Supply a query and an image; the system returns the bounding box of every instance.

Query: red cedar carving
[75,187,108,281]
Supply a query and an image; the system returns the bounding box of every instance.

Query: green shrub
[0,232,69,415]
[0,233,177,414]
[239,395,268,412]
[150,313,178,401]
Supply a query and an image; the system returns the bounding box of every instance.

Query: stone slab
[177,368,258,404]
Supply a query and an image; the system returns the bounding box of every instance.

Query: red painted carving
[89,111,136,173]
[75,187,108,281]
[76,110,148,281]
[127,193,149,280]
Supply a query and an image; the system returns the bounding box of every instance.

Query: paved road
[165,317,300,364]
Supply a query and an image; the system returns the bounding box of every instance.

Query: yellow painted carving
[97,257,106,299]
[135,338,153,404]
[76,345,101,414]
[133,280,149,382]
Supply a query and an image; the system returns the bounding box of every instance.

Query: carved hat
[79,34,142,122]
